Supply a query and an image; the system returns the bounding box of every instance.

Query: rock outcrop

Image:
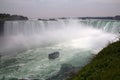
[0,21,4,36]
[46,63,79,80]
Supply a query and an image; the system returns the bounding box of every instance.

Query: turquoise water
[0,19,119,80]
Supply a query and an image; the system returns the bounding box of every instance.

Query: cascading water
[0,19,120,80]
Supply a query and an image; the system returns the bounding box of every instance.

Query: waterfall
[3,19,120,36]
[0,19,119,80]
[0,19,119,54]
[79,19,120,33]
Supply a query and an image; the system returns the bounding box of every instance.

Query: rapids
[0,19,119,80]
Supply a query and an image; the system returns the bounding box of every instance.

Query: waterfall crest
[3,19,120,36]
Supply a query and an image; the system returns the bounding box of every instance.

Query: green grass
[70,41,120,80]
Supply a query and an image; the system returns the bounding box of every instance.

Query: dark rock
[48,51,60,59]
[46,63,79,80]
[59,17,67,19]
[60,64,75,73]
[114,15,120,20]
[38,19,48,21]
[49,18,57,21]
[0,21,4,36]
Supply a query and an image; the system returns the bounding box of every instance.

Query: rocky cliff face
[0,21,4,36]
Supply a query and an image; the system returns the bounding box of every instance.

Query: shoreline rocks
[46,63,80,80]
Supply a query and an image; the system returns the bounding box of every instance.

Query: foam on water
[0,19,119,80]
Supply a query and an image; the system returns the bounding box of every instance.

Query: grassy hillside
[70,41,120,80]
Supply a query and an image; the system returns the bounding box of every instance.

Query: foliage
[0,13,28,21]
[69,41,120,80]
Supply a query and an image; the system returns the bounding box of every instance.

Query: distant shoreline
[0,13,28,21]
[0,13,120,21]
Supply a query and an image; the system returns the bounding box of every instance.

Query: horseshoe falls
[0,19,120,80]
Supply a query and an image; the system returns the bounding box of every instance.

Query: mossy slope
[71,41,120,80]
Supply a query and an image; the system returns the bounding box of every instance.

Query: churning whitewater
[0,19,119,80]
